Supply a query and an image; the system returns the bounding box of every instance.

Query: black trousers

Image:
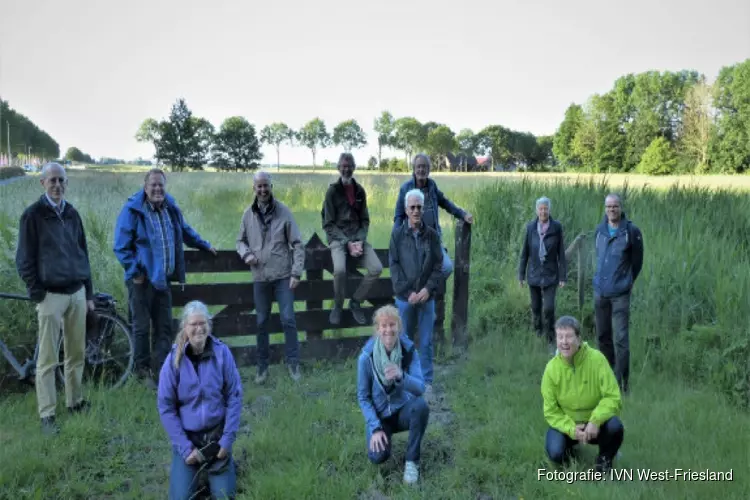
[127,279,173,374]
[529,284,557,342]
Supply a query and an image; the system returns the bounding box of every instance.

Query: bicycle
[0,291,135,390]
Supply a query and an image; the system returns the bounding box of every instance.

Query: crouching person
[541,316,624,473]
[157,301,243,500]
[357,305,430,484]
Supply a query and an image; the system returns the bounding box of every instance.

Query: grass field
[0,170,748,499]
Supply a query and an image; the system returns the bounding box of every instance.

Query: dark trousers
[545,416,624,464]
[595,292,631,392]
[253,278,299,370]
[127,279,173,374]
[367,397,430,464]
[530,284,557,342]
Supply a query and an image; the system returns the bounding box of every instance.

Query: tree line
[0,98,60,163]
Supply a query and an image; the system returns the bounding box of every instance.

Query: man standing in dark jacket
[322,153,383,325]
[593,193,644,394]
[389,188,443,395]
[518,196,567,352]
[113,169,216,386]
[16,162,95,435]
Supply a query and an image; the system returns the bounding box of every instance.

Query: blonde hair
[372,304,402,334]
[173,301,213,369]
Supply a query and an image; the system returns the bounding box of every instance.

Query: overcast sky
[1,0,748,165]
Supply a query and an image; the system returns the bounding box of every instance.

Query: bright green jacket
[541,342,622,439]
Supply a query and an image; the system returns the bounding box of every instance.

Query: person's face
[41,166,67,203]
[185,313,209,351]
[414,158,430,182]
[406,195,422,226]
[605,196,621,223]
[338,158,355,180]
[536,203,550,222]
[377,315,399,351]
[145,173,166,205]
[556,327,580,360]
[254,176,272,203]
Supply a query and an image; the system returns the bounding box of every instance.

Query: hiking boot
[349,300,366,325]
[403,460,419,484]
[68,400,91,414]
[135,368,158,390]
[41,416,60,435]
[288,364,301,382]
[329,306,342,325]
[595,454,613,475]
[255,367,268,385]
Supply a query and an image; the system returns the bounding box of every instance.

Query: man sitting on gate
[388,188,443,398]
[321,152,383,326]
[236,171,305,384]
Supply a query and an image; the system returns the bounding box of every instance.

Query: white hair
[605,193,622,206]
[172,300,213,369]
[253,170,272,183]
[405,188,424,206]
[41,162,66,179]
[536,196,551,211]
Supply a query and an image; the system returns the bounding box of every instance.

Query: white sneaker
[403,460,419,484]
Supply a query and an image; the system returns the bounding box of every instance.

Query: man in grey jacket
[389,188,443,394]
[593,193,644,394]
[236,171,306,384]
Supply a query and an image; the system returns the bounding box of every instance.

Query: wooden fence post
[304,233,326,341]
[564,233,587,315]
[433,294,445,356]
[450,220,472,351]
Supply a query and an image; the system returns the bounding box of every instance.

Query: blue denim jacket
[357,334,425,437]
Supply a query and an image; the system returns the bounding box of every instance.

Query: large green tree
[373,111,395,167]
[332,119,367,152]
[211,116,262,171]
[297,118,331,169]
[709,59,750,173]
[260,122,294,170]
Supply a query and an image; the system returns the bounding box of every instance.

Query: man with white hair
[16,162,96,435]
[389,188,443,396]
[236,171,305,384]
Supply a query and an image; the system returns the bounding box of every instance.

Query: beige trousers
[36,287,87,418]
[330,241,383,307]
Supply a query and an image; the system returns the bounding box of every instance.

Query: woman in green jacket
[541,316,624,473]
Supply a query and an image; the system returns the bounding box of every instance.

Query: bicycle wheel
[56,309,134,390]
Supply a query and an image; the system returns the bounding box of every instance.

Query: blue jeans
[367,396,430,464]
[441,247,453,280]
[254,278,299,370]
[545,416,624,464]
[395,297,436,384]
[169,450,236,499]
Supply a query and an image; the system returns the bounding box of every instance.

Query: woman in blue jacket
[357,305,430,485]
[157,301,243,500]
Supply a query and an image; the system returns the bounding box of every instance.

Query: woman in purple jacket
[157,301,243,500]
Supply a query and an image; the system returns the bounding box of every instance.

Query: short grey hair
[605,193,622,207]
[554,316,581,337]
[412,153,431,170]
[535,196,551,211]
[180,300,213,331]
[253,170,272,183]
[41,162,66,179]
[405,188,425,206]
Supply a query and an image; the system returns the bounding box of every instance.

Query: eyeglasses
[407,205,422,212]
[47,177,66,184]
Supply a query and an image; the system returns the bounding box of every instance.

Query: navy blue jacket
[593,213,644,297]
[518,217,567,288]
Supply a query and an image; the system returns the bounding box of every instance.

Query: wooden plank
[228,335,371,366]
[208,307,380,336]
[171,277,395,307]
[450,221,472,350]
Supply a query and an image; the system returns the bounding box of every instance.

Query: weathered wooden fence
[170,221,472,366]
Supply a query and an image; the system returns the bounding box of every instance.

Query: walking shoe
[288,364,301,382]
[255,367,268,385]
[403,460,419,484]
[329,306,342,325]
[41,416,60,435]
[68,400,91,414]
[595,454,613,474]
[349,300,366,325]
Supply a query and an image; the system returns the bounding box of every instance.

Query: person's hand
[574,424,588,443]
[369,431,389,453]
[463,213,474,224]
[584,422,599,442]
[87,300,95,312]
[208,247,218,256]
[289,277,300,289]
[417,287,430,303]
[384,363,402,382]
[559,281,566,288]
[244,254,258,266]
[347,241,357,256]
[185,448,201,465]
[408,291,419,304]
[133,275,145,285]
[217,447,228,459]
[519,280,525,288]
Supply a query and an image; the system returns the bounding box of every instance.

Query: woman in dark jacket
[518,197,567,351]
